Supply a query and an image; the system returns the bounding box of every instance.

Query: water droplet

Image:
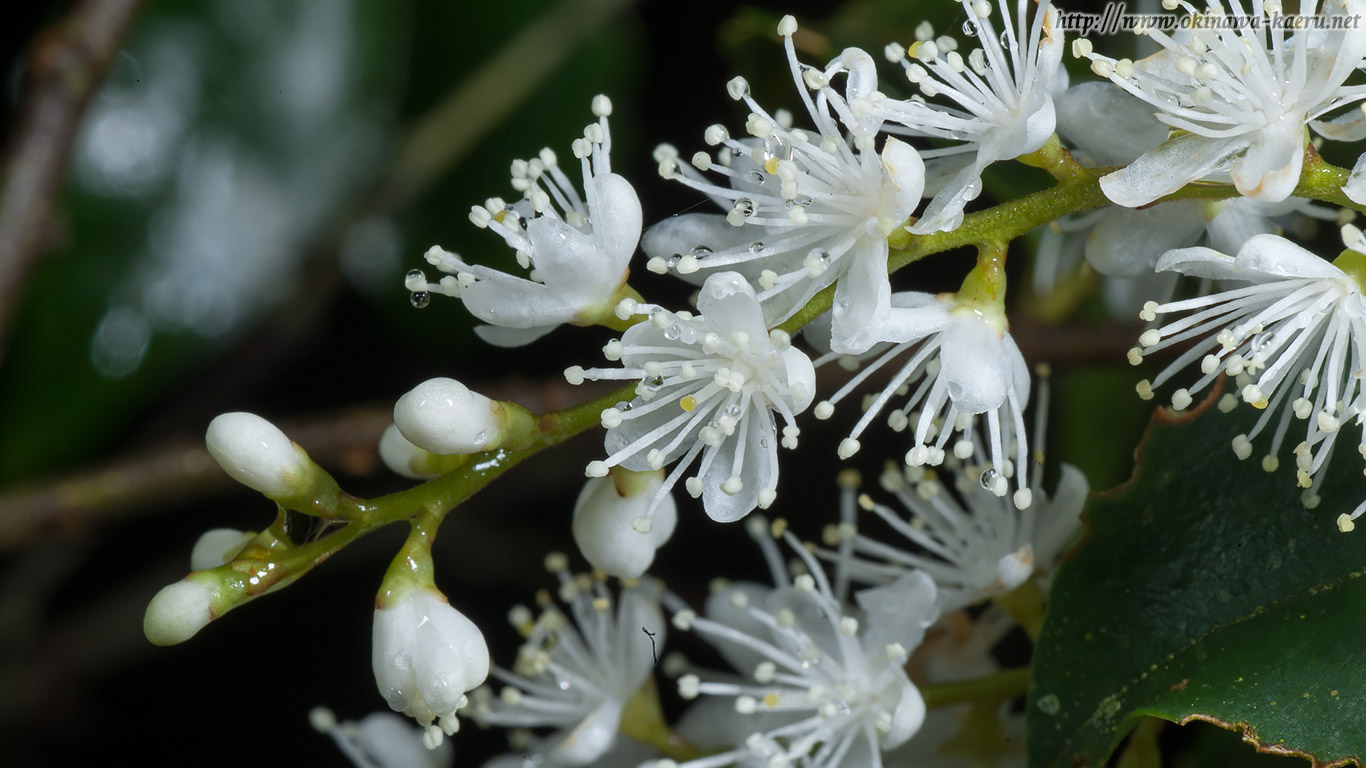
[616,400,634,412]
[735,197,756,218]
[689,245,713,259]
[646,375,665,390]
[679,326,699,344]
[410,291,431,308]
[962,20,978,36]
[666,253,682,268]
[405,268,425,282]
[749,241,765,254]
[1037,694,1060,715]
[979,468,998,490]
[664,323,682,341]
[726,403,743,418]
[798,196,814,207]
[745,170,766,184]
[999,30,1010,48]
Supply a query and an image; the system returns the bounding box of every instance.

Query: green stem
[921,666,1031,709]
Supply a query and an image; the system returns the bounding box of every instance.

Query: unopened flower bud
[190,528,254,571]
[206,412,311,498]
[143,579,214,646]
[372,586,489,730]
[394,378,533,455]
[378,423,447,480]
[571,468,677,578]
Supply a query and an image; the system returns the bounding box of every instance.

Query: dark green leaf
[1027,388,1366,768]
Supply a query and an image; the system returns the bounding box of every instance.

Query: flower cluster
[149,1,1366,766]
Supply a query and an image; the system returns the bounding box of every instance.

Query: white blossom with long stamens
[645,16,924,354]
[830,444,1087,614]
[877,0,1065,234]
[412,96,642,347]
[657,518,938,768]
[812,291,1035,509]
[465,559,666,767]
[1074,0,1366,206]
[1131,227,1366,526]
[569,271,816,523]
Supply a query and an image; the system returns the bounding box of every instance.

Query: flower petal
[939,314,1011,413]
[700,407,777,523]
[590,172,643,263]
[1234,233,1349,281]
[460,275,579,328]
[881,136,926,224]
[641,213,757,264]
[1055,82,1168,166]
[473,323,558,347]
[1229,115,1303,203]
[1085,203,1206,277]
[1099,133,1250,208]
[1345,151,1366,206]
[879,292,951,343]
[830,237,892,355]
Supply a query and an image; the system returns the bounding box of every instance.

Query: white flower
[814,291,1034,507]
[571,271,816,523]
[372,585,490,742]
[393,377,505,455]
[1131,227,1366,522]
[379,423,441,480]
[571,468,678,579]
[833,456,1087,613]
[878,0,1065,234]
[467,563,665,767]
[645,16,924,353]
[311,708,454,767]
[205,412,310,498]
[413,96,642,347]
[1075,0,1366,206]
[659,519,938,768]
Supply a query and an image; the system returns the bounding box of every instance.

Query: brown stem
[0,0,147,369]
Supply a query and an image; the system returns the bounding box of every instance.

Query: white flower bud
[394,377,503,455]
[190,528,253,571]
[571,469,677,578]
[373,588,490,729]
[144,580,214,646]
[205,412,309,498]
[379,423,441,480]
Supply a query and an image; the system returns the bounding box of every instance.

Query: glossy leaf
[1028,390,1366,767]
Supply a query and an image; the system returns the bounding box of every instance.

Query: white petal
[1311,109,1366,142]
[696,272,768,341]
[640,213,756,264]
[1345,152,1366,207]
[880,675,927,750]
[700,409,776,523]
[782,346,817,414]
[830,237,892,355]
[1085,204,1206,276]
[1234,233,1349,281]
[1203,198,1279,255]
[1229,116,1303,203]
[1154,246,1239,280]
[1032,463,1087,569]
[881,136,926,223]
[879,292,951,343]
[571,475,676,579]
[1055,82,1168,166]
[854,570,939,652]
[939,314,1010,414]
[615,588,667,688]
[525,215,618,294]
[701,582,778,673]
[550,699,624,766]
[1099,134,1250,208]
[590,172,643,264]
[473,323,558,347]
[352,712,453,768]
[459,276,579,328]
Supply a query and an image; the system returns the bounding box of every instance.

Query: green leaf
[1027,389,1366,768]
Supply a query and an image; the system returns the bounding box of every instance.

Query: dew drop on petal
[979,468,998,491]
[410,291,431,309]
[962,20,978,36]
